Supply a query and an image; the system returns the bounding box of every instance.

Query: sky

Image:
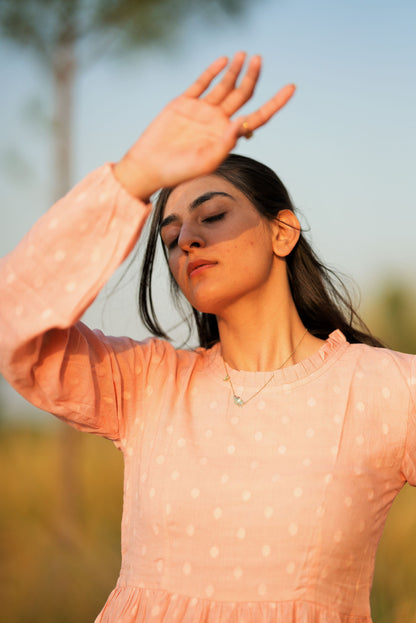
[1,0,416,412]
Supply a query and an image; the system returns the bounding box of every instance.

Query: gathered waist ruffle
[95,585,372,623]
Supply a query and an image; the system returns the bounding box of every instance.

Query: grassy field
[1,421,416,622]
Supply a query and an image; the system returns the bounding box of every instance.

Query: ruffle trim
[95,586,371,623]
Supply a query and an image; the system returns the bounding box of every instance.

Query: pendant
[233,395,244,407]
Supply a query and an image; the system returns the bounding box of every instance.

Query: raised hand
[114,52,295,200]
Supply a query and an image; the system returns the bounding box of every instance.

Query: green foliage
[0,0,253,64]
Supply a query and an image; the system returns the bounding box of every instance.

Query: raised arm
[0,53,294,441]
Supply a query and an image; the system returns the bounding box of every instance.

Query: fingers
[241,84,296,135]
[203,51,247,105]
[220,55,262,117]
[184,56,229,98]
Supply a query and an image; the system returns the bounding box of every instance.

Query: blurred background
[1,0,416,621]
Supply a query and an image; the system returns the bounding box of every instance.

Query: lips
[187,259,217,277]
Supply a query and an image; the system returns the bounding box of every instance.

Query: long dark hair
[138,153,382,348]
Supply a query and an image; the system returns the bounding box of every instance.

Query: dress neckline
[204,330,349,388]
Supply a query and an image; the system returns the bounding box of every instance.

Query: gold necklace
[222,329,308,407]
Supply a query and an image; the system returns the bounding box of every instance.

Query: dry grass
[1,421,416,622]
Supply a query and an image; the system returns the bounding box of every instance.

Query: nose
[177,224,205,252]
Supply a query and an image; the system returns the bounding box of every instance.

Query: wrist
[113,154,160,202]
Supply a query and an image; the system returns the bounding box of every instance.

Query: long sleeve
[0,164,152,442]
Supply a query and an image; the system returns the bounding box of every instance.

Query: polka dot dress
[2,165,416,623]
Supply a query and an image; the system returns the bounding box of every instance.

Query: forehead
[163,174,244,216]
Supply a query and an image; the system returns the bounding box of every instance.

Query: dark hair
[139,153,382,348]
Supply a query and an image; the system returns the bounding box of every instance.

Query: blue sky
[1,0,415,350]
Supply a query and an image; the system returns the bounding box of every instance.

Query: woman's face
[160,174,282,317]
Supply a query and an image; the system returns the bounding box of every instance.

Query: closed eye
[202,212,226,224]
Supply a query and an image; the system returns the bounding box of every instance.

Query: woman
[1,52,415,622]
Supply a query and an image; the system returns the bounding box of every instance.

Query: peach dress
[1,166,416,623]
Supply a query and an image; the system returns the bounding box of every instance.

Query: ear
[270,209,301,258]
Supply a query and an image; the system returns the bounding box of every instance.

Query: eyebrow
[159,191,234,230]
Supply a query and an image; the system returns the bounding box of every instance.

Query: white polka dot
[186,524,195,536]
[141,544,147,555]
[231,415,239,425]
[272,473,280,483]
[146,386,154,397]
[333,414,342,424]
[293,487,303,498]
[410,377,416,386]
[151,605,161,616]
[254,431,263,442]
[257,400,266,410]
[205,585,215,597]
[189,598,198,607]
[307,397,317,407]
[382,387,391,399]
[306,427,315,438]
[382,423,389,435]
[26,245,35,257]
[356,371,364,379]
[209,401,218,410]
[165,423,173,433]
[123,391,131,400]
[149,487,156,498]
[213,507,223,520]
[333,384,341,393]
[210,546,219,558]
[156,454,165,465]
[262,544,271,557]
[41,308,52,320]
[6,272,16,284]
[303,458,312,467]
[177,438,186,447]
[356,402,365,412]
[331,445,338,456]
[281,415,290,424]
[345,496,353,507]
[65,281,76,292]
[233,566,243,579]
[278,445,287,455]
[156,560,164,573]
[47,217,59,230]
[257,583,267,596]
[205,429,213,439]
[126,446,134,457]
[171,470,180,480]
[76,191,87,203]
[288,522,298,536]
[220,473,230,484]
[141,473,148,483]
[90,248,101,263]
[191,488,200,499]
[324,473,333,484]
[166,504,171,515]
[367,489,375,500]
[227,444,236,454]
[183,562,192,575]
[334,530,343,543]
[236,527,246,539]
[264,506,274,519]
[242,489,252,502]
[54,250,66,262]
[250,460,259,470]
[286,562,295,575]
[356,435,365,446]
[99,191,110,203]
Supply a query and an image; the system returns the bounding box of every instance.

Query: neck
[217,281,322,372]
